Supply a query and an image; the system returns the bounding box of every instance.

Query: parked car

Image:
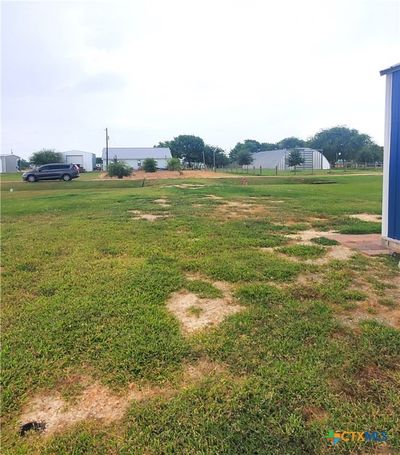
[22,163,80,182]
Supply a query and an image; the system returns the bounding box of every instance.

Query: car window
[40,165,49,171]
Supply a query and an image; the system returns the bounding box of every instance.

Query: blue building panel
[388,70,400,240]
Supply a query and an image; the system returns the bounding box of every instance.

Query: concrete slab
[325,233,390,256]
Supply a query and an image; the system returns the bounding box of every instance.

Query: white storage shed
[0,154,21,173]
[61,151,96,171]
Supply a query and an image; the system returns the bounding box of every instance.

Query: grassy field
[1,174,399,454]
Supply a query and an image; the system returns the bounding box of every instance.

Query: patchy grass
[277,244,327,259]
[2,174,399,453]
[310,236,339,246]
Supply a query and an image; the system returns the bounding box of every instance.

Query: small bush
[143,158,157,173]
[167,157,182,171]
[107,161,133,179]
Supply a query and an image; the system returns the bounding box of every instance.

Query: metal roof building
[0,154,21,173]
[381,63,400,252]
[101,147,172,170]
[250,148,330,170]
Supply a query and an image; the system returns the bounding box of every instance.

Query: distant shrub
[143,158,157,173]
[167,157,182,171]
[107,161,133,179]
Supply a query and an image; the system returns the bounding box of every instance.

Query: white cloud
[2,0,399,158]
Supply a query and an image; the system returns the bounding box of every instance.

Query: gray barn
[250,148,330,170]
[0,154,20,173]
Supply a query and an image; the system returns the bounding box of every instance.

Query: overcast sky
[1,0,399,159]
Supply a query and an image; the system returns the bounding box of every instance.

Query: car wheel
[27,175,36,182]
[62,174,71,181]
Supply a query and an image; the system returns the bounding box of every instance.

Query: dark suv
[22,163,80,182]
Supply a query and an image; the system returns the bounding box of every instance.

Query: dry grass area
[167,276,243,334]
[19,359,227,436]
[128,210,170,221]
[349,213,382,222]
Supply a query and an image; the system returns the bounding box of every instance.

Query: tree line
[25,125,383,169]
[158,126,383,167]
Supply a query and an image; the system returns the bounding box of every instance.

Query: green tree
[230,139,261,162]
[287,149,305,174]
[30,149,62,166]
[260,142,277,151]
[356,144,383,164]
[277,137,305,149]
[17,158,30,170]
[143,158,157,172]
[204,145,229,167]
[157,135,205,166]
[237,149,253,166]
[167,157,182,171]
[107,161,133,179]
[96,157,103,164]
[308,126,373,164]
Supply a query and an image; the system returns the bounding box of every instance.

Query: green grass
[277,244,326,259]
[2,173,399,454]
[310,237,339,246]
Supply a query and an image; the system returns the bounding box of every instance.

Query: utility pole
[105,128,109,168]
[213,147,216,171]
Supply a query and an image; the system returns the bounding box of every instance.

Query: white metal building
[61,151,96,171]
[0,154,20,173]
[250,148,330,170]
[101,147,172,170]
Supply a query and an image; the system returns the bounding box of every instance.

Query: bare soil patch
[167,288,243,334]
[309,245,355,265]
[338,276,400,329]
[19,359,227,436]
[204,194,223,200]
[302,406,329,423]
[128,210,169,221]
[214,200,270,220]
[349,213,382,222]
[286,229,337,242]
[153,198,170,207]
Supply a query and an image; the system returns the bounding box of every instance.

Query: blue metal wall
[388,71,400,240]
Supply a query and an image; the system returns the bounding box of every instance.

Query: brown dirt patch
[167,289,243,334]
[128,210,169,221]
[163,183,205,189]
[153,198,170,207]
[19,359,227,436]
[214,200,270,220]
[302,406,329,423]
[338,276,400,329]
[285,229,337,242]
[204,194,223,200]
[349,213,382,222]
[309,245,355,265]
